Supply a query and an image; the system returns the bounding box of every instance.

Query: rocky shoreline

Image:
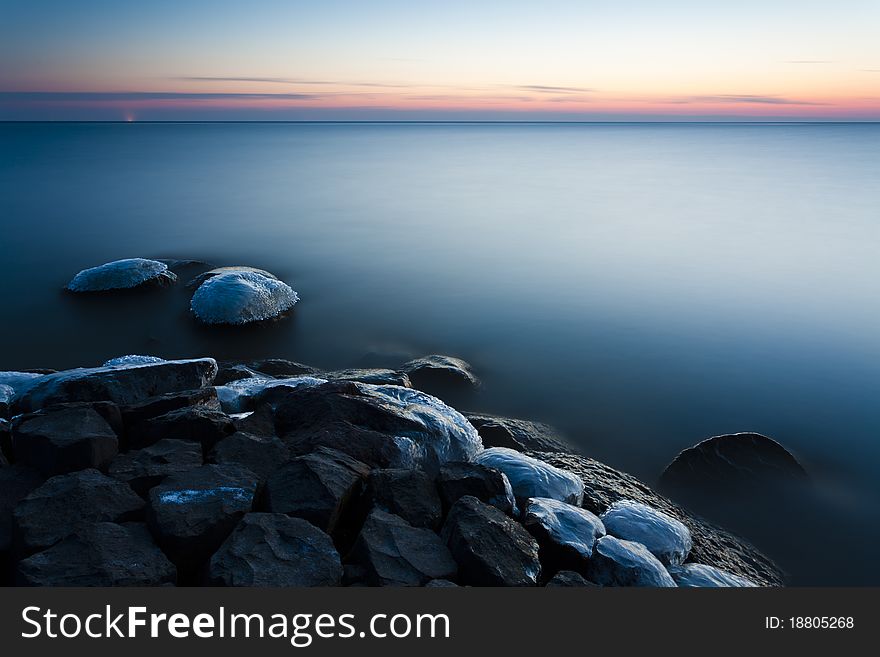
[1,354,784,587]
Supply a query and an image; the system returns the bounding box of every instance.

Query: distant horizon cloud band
[1,0,879,121]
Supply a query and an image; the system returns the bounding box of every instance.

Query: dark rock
[265,447,369,536]
[0,465,45,558]
[108,439,203,497]
[147,464,259,570]
[660,432,808,493]
[13,469,145,555]
[530,451,784,586]
[128,405,235,450]
[343,563,368,586]
[441,496,540,586]
[437,462,516,516]
[245,359,318,378]
[349,509,457,586]
[522,497,606,576]
[0,419,10,463]
[425,579,459,587]
[474,448,584,505]
[0,385,13,418]
[208,432,290,483]
[16,358,218,412]
[231,403,276,436]
[12,405,119,476]
[322,369,411,387]
[214,364,262,386]
[273,381,482,473]
[586,535,677,587]
[402,355,479,393]
[600,500,692,567]
[545,570,598,587]
[465,413,573,453]
[16,522,176,586]
[208,513,342,587]
[120,387,220,429]
[363,469,442,529]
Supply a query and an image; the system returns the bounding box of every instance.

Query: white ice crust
[102,355,166,367]
[669,563,757,587]
[600,499,692,566]
[474,447,584,505]
[190,270,299,325]
[67,258,174,292]
[215,375,327,413]
[524,496,606,559]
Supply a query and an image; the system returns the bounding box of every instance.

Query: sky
[1,0,879,121]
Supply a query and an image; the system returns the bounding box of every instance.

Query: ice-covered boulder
[190,269,298,325]
[522,497,606,572]
[0,372,45,405]
[215,375,327,413]
[587,535,677,587]
[103,355,165,367]
[669,563,758,587]
[67,258,176,292]
[600,499,692,566]
[473,447,583,505]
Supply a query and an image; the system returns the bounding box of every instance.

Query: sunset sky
[2,0,879,121]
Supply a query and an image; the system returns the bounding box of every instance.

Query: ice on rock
[67,258,176,292]
[669,563,758,587]
[103,355,165,367]
[474,447,584,505]
[0,371,45,399]
[522,497,606,560]
[190,270,299,325]
[600,499,692,566]
[588,535,677,587]
[215,375,327,413]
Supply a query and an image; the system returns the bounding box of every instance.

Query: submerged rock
[441,495,541,586]
[264,447,369,536]
[362,468,443,530]
[587,536,677,587]
[660,432,808,493]
[669,563,758,588]
[349,509,458,587]
[12,405,119,476]
[209,513,342,587]
[437,462,516,516]
[190,269,298,325]
[147,464,259,569]
[15,358,218,413]
[67,258,177,293]
[466,413,573,453]
[274,381,483,473]
[13,469,145,555]
[522,497,606,574]
[16,522,176,587]
[108,439,204,497]
[530,451,784,586]
[600,500,692,567]
[473,447,584,505]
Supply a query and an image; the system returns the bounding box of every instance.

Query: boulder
[0,384,13,418]
[437,462,516,516]
[231,403,276,436]
[215,364,263,386]
[0,371,44,403]
[465,413,573,453]
[0,419,11,462]
[530,451,784,586]
[15,358,218,413]
[586,536,677,587]
[190,269,299,325]
[12,405,118,476]
[66,258,176,292]
[208,513,342,587]
[16,522,176,586]
[441,496,541,586]
[243,359,319,377]
[108,439,204,497]
[13,469,145,555]
[362,469,442,530]
[473,448,583,505]
[119,387,221,429]
[600,500,692,567]
[128,405,235,450]
[0,465,45,558]
[274,381,482,473]
[215,376,326,414]
[264,447,369,536]
[208,432,290,483]
[545,570,598,587]
[147,464,259,569]
[349,509,457,586]
[402,355,479,392]
[669,563,758,588]
[522,497,606,575]
[322,369,411,387]
[660,432,808,493]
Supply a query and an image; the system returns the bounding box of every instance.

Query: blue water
[1,122,878,584]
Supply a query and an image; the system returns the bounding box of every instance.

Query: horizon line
[3,119,880,125]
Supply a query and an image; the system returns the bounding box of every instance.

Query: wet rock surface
[587,535,677,587]
[600,500,692,567]
[522,497,606,575]
[441,496,541,586]
[208,513,342,587]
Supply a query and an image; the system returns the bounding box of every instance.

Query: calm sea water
[1,122,878,584]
